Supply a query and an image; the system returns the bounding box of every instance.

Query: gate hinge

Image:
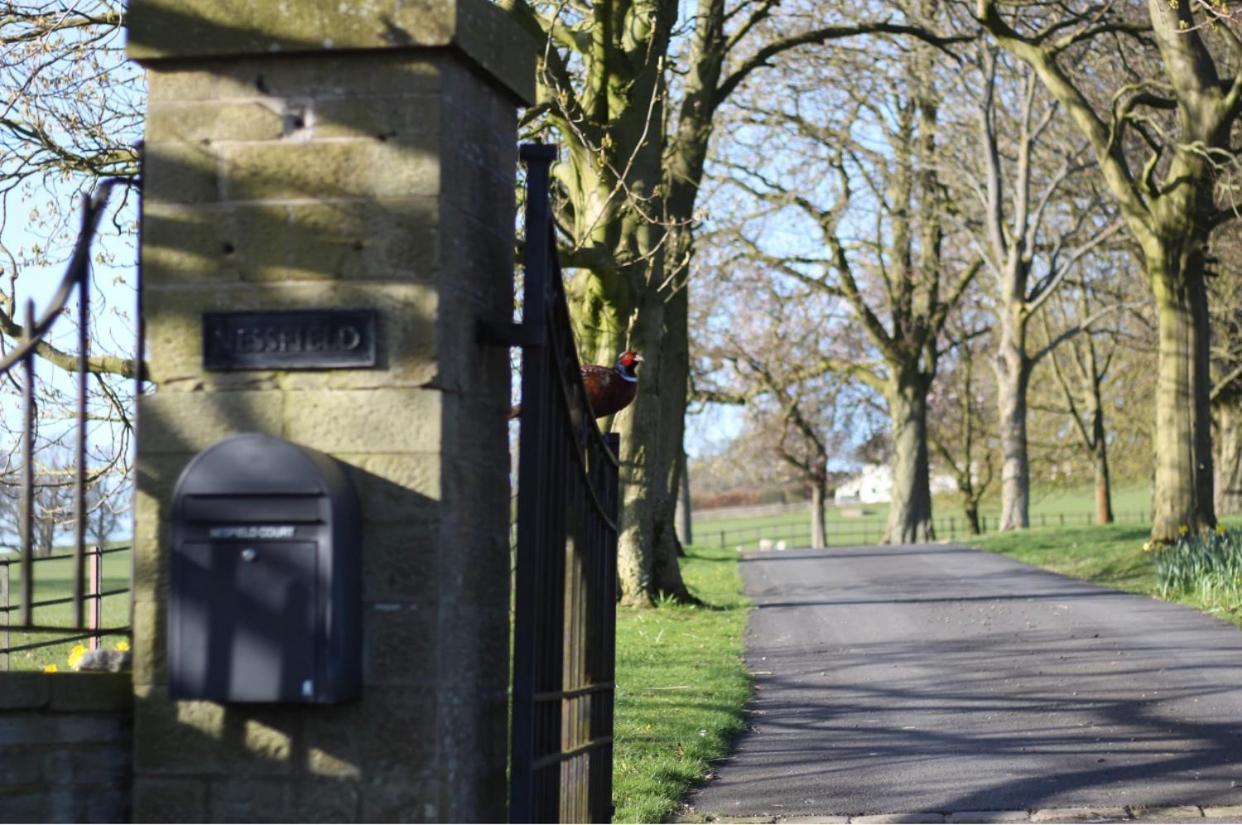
[476,320,546,348]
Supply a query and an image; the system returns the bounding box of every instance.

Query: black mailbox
[169,433,361,703]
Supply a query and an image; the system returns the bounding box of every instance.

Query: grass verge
[613,545,751,823]
[1,547,131,671]
[970,516,1242,629]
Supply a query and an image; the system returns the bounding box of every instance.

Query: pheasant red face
[617,351,643,369]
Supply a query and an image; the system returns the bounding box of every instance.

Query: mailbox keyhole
[241,547,258,562]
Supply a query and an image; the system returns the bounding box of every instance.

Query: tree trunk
[1091,400,1114,525]
[1150,253,1216,540]
[884,373,935,543]
[964,497,981,535]
[995,317,1031,530]
[613,287,696,606]
[676,447,693,549]
[1216,399,1242,516]
[810,475,827,549]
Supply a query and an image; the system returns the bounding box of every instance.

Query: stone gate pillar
[126,2,534,820]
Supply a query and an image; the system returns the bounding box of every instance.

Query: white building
[834,463,958,505]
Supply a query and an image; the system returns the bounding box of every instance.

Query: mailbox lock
[240,547,258,562]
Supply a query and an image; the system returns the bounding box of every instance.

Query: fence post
[1,561,8,672]
[720,530,725,549]
[1060,514,1065,526]
[950,516,956,538]
[87,546,102,650]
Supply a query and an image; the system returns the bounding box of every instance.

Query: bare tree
[717,39,980,543]
[930,320,996,534]
[976,0,1242,540]
[957,45,1122,530]
[505,0,968,602]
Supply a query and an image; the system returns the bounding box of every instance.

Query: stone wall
[126,1,534,821]
[0,673,132,822]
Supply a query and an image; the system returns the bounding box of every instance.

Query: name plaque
[202,309,378,370]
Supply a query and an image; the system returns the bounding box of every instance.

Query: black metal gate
[508,144,620,823]
[0,178,138,666]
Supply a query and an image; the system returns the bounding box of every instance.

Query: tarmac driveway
[685,544,1242,821]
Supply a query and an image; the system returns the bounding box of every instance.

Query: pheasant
[580,350,643,418]
[509,351,643,420]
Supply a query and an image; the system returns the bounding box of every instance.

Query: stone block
[141,201,243,284]
[130,598,166,689]
[441,458,510,539]
[358,776,439,823]
[0,673,49,709]
[79,787,131,824]
[229,199,441,285]
[48,673,132,712]
[148,55,443,103]
[435,524,508,609]
[311,95,440,145]
[946,813,1030,824]
[283,388,440,453]
[357,687,438,780]
[360,522,441,603]
[220,141,439,202]
[133,693,226,774]
[1202,807,1242,822]
[238,716,297,774]
[342,454,441,524]
[133,777,207,823]
[208,778,289,822]
[1029,809,1127,823]
[128,0,537,104]
[301,705,361,779]
[434,687,507,819]
[288,777,361,822]
[852,816,945,824]
[1127,807,1202,822]
[143,141,220,204]
[147,100,287,144]
[43,745,132,786]
[0,792,47,823]
[0,747,44,783]
[364,602,438,687]
[137,391,283,455]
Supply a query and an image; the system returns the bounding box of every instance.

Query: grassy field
[613,545,751,823]
[0,547,132,671]
[970,515,1242,629]
[692,483,1157,549]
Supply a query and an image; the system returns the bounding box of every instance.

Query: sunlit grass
[692,483,1157,548]
[613,545,750,823]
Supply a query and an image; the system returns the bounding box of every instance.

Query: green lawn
[970,515,1242,629]
[0,547,132,671]
[692,483,1157,549]
[613,545,751,823]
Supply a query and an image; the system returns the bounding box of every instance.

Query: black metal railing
[0,179,137,666]
[706,509,1157,550]
[503,145,620,823]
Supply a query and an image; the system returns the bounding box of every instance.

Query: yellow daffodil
[114,640,130,653]
[1216,524,1228,535]
[42,664,58,673]
[1178,524,1190,536]
[1142,541,1152,553]
[67,644,87,668]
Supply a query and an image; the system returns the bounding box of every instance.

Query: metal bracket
[476,320,546,348]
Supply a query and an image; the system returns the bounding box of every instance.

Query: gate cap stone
[127,0,537,104]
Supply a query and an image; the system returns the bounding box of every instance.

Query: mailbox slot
[169,434,361,703]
